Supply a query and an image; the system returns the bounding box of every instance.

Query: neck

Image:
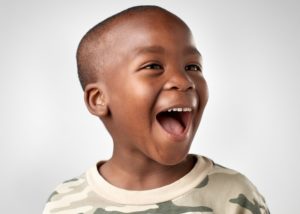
[99,151,196,190]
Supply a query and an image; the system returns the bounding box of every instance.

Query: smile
[156,107,192,137]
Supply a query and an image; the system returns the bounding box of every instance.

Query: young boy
[43,5,269,214]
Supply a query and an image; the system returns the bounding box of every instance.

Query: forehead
[104,11,197,56]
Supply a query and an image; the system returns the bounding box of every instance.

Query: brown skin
[84,11,209,190]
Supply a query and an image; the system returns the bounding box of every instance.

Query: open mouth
[156,107,192,136]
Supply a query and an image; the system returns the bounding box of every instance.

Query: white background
[1,0,299,213]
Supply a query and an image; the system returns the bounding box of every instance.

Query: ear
[84,83,109,117]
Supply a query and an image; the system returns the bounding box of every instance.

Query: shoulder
[48,174,87,201]
[208,162,258,192]
[200,157,270,213]
[43,174,91,214]
[195,156,260,192]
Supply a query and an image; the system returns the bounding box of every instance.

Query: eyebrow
[184,46,202,57]
[133,45,165,56]
[133,45,202,57]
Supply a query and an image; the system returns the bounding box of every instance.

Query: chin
[155,149,190,166]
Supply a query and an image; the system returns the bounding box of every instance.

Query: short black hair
[76,5,184,90]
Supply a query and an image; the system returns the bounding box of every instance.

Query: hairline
[76,6,190,90]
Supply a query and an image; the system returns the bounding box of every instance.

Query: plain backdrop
[1,0,299,213]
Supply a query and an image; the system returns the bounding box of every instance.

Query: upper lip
[155,96,197,116]
[154,92,198,120]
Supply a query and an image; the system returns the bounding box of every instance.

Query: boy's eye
[185,64,202,72]
[143,63,163,70]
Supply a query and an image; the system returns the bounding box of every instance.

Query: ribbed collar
[86,155,213,205]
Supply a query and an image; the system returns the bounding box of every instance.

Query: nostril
[185,82,195,91]
[176,85,193,92]
[163,69,195,91]
[165,78,194,91]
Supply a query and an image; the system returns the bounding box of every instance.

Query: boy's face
[98,12,208,165]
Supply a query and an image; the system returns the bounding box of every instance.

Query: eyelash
[185,64,202,72]
[143,63,202,72]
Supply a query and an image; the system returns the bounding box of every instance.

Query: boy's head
[76,6,208,165]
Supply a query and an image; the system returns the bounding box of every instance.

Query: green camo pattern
[43,163,269,214]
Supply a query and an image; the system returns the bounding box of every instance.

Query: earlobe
[84,83,109,117]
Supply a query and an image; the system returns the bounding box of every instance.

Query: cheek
[127,77,160,104]
[196,77,209,107]
[110,78,158,120]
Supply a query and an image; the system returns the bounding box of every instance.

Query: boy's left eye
[185,64,202,72]
[143,63,163,70]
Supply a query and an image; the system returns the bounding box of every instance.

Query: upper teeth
[167,107,192,112]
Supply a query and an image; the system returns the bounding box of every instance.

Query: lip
[155,104,195,141]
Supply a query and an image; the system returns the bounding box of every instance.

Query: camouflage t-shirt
[43,155,269,214]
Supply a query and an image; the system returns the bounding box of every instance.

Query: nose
[163,69,195,91]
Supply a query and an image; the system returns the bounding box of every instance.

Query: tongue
[159,116,184,135]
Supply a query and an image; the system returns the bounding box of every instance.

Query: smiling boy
[43,5,269,214]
